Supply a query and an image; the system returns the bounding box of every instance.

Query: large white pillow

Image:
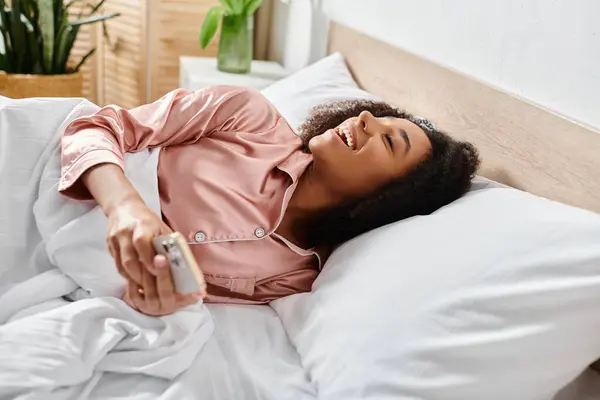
[272,187,600,400]
[262,52,379,129]
[263,54,600,399]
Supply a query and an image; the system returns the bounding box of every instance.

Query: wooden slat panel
[98,0,145,108]
[69,2,98,103]
[75,0,223,107]
[148,0,220,101]
[254,0,273,60]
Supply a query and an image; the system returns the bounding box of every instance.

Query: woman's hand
[123,255,200,316]
[80,163,169,284]
[79,163,202,316]
[106,198,171,285]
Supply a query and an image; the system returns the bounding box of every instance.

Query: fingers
[160,221,173,234]
[142,268,159,314]
[128,280,144,308]
[118,238,202,317]
[154,254,170,269]
[108,237,130,281]
[117,235,144,285]
[125,280,199,317]
[132,231,159,276]
[154,255,176,311]
[175,293,201,308]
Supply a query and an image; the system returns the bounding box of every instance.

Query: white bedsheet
[0,97,213,399]
[85,304,315,400]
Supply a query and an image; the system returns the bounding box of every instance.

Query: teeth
[335,126,354,149]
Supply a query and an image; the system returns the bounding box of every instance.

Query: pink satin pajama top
[58,85,323,304]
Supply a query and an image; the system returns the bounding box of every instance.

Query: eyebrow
[397,128,411,153]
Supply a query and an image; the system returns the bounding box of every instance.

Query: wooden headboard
[328,23,600,213]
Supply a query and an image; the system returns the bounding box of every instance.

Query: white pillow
[264,52,600,399]
[272,188,600,400]
[262,52,379,129]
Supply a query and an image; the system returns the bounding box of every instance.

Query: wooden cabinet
[147,0,221,102]
[72,0,220,108]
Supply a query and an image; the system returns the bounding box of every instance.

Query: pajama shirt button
[194,231,206,242]
[254,227,265,238]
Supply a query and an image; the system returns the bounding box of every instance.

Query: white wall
[271,0,600,131]
[269,0,329,71]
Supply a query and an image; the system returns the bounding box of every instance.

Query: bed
[2,20,600,400]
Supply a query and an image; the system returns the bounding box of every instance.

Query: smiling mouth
[334,126,355,149]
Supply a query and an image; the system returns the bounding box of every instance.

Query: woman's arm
[81,163,141,216]
[81,162,203,315]
[81,162,164,281]
[59,85,260,200]
[58,85,254,312]
[58,85,277,315]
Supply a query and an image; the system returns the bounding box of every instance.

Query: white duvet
[0,97,213,399]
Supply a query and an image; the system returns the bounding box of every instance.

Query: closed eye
[384,134,394,152]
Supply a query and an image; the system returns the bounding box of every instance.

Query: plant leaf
[64,0,106,19]
[199,6,223,49]
[64,0,88,13]
[86,0,109,17]
[64,0,77,10]
[0,51,6,71]
[18,0,36,25]
[72,46,94,71]
[63,24,79,69]
[68,12,120,27]
[23,18,39,74]
[38,0,54,73]
[9,0,27,72]
[228,0,243,14]
[53,23,69,72]
[29,0,40,45]
[53,0,63,36]
[218,0,234,15]
[0,20,10,51]
[0,6,13,71]
[243,0,262,17]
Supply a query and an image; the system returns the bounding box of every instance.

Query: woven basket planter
[0,71,83,99]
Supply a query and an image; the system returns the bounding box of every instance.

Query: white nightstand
[179,57,289,91]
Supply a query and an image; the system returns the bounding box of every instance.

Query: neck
[277,163,335,247]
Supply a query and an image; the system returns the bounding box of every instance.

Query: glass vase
[217,14,253,74]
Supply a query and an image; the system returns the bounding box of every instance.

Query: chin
[306,138,317,154]
[308,135,327,155]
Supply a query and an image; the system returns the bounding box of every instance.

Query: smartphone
[152,232,207,295]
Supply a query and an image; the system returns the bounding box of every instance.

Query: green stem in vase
[217,13,252,74]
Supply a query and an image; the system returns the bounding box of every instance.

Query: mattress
[84,304,316,400]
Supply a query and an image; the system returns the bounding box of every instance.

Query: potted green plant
[0,0,119,98]
[199,0,289,74]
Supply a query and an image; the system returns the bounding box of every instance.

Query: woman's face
[308,110,432,200]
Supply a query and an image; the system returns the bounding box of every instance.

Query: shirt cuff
[58,148,124,201]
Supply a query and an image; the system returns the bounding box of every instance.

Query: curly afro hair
[297,99,481,249]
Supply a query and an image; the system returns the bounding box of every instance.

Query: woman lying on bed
[59,85,480,316]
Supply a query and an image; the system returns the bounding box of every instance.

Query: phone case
[152,232,206,294]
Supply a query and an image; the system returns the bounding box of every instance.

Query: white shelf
[179,57,289,91]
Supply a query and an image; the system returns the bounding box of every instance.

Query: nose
[357,111,374,136]
[358,111,384,137]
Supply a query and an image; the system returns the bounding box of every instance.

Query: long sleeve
[59,85,264,200]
